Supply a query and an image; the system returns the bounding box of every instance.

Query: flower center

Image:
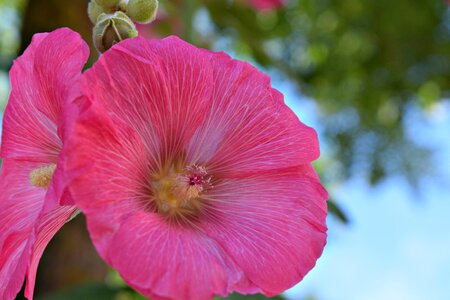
[151,164,212,218]
[29,164,56,189]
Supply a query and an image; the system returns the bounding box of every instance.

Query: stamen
[29,164,56,189]
[150,164,212,218]
[172,165,212,200]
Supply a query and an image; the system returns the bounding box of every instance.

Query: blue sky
[282,85,450,300]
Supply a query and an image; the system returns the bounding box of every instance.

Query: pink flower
[0,28,88,299]
[248,0,284,10]
[66,36,327,300]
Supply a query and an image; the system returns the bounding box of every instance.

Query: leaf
[327,199,349,224]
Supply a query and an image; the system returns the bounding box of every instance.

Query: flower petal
[201,165,328,296]
[81,36,213,166]
[104,212,241,300]
[46,97,83,207]
[65,100,153,248]
[249,0,284,10]
[68,36,327,299]
[24,205,78,299]
[0,160,45,300]
[187,53,320,176]
[1,28,88,162]
[0,164,78,300]
[66,111,244,299]
[0,28,88,300]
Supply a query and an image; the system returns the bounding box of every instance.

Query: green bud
[88,1,106,24]
[93,11,138,53]
[126,0,158,24]
[94,0,121,9]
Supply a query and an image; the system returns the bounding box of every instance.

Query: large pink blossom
[66,36,327,300]
[0,28,88,299]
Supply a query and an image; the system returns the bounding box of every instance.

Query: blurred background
[0,0,449,299]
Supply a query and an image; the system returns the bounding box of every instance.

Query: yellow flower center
[151,164,212,219]
[29,164,56,189]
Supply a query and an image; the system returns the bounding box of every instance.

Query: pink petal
[66,113,245,299]
[0,160,45,300]
[187,52,320,176]
[46,97,83,207]
[65,101,153,248]
[1,28,88,162]
[66,102,245,300]
[24,205,78,299]
[249,0,284,10]
[201,165,328,295]
[81,36,213,166]
[102,212,241,300]
[0,28,88,300]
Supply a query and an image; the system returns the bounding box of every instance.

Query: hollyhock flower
[0,28,88,299]
[248,0,284,10]
[66,36,327,300]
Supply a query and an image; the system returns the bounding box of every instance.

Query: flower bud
[126,0,158,24]
[95,0,121,9]
[88,1,106,24]
[93,11,138,53]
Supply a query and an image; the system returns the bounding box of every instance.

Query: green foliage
[200,0,449,187]
[37,283,120,300]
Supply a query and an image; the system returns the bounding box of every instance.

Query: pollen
[29,164,56,189]
[151,164,212,218]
